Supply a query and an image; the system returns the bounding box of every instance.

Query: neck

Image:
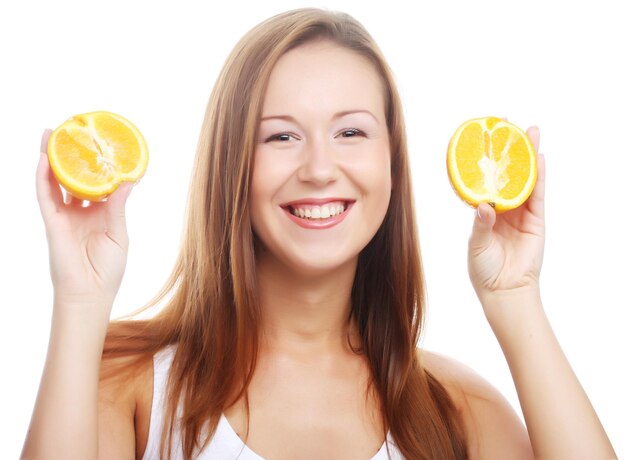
[255,251,359,354]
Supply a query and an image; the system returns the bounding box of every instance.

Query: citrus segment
[447,117,537,212]
[47,111,148,201]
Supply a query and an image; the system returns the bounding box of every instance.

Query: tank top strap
[142,345,177,459]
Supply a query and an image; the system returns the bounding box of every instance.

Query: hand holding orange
[447,117,537,212]
[47,111,148,201]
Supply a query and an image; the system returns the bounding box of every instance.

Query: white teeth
[289,202,349,220]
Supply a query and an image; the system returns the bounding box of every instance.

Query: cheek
[249,157,269,235]
[249,151,292,235]
[364,152,392,220]
[350,148,392,200]
[250,151,279,207]
[251,149,295,193]
[371,169,392,216]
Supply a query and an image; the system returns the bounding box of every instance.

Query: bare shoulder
[98,353,153,460]
[420,349,534,460]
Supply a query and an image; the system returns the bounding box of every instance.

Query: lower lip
[282,203,353,229]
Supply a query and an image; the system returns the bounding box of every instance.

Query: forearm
[485,291,616,459]
[21,300,111,460]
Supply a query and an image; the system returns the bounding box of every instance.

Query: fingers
[103,182,134,247]
[40,128,50,154]
[36,129,64,220]
[469,202,497,252]
[525,126,544,219]
[527,153,545,218]
[526,125,540,153]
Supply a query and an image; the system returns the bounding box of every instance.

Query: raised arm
[21,130,135,459]
[466,126,616,459]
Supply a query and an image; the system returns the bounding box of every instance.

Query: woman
[23,8,615,460]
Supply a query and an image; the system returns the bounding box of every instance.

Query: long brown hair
[104,8,466,459]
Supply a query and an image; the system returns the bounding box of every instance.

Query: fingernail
[476,205,483,222]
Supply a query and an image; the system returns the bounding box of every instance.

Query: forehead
[262,40,385,116]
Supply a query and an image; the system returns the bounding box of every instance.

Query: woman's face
[250,40,392,276]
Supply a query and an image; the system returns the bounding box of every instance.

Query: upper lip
[280,197,355,207]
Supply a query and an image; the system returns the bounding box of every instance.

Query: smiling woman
[251,41,392,275]
[22,7,616,460]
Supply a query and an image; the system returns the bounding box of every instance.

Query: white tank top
[142,346,404,459]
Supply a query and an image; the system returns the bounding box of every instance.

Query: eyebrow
[260,110,379,124]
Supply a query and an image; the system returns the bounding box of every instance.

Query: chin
[288,256,358,278]
[258,244,360,280]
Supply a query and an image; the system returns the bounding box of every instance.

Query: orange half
[447,117,537,212]
[48,111,148,201]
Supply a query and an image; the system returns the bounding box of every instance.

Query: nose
[296,137,338,185]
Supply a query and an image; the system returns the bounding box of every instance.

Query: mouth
[280,198,355,228]
[287,200,349,220]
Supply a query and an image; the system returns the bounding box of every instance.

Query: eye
[337,128,365,138]
[265,132,299,142]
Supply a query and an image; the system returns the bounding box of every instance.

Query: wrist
[480,286,544,338]
[49,302,112,360]
[52,294,114,330]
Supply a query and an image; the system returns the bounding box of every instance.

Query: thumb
[469,202,496,252]
[104,182,134,246]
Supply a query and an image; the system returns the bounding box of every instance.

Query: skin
[22,40,616,460]
[232,40,393,459]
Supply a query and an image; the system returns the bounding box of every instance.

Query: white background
[1,0,624,456]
